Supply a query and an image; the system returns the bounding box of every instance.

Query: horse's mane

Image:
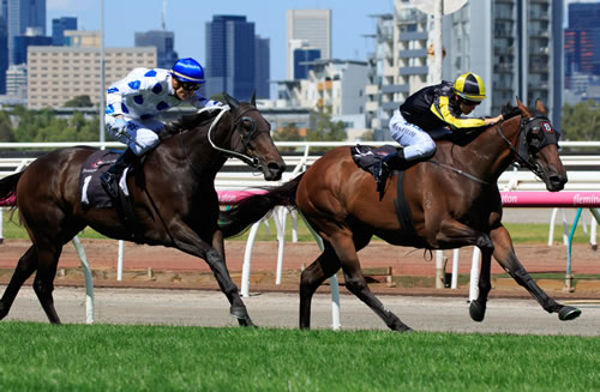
[162,109,222,139]
[500,102,522,120]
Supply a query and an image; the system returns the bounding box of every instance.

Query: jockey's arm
[432,96,502,130]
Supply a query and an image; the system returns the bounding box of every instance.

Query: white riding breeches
[105,116,164,155]
[388,110,437,161]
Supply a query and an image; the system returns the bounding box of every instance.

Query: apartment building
[27,46,156,109]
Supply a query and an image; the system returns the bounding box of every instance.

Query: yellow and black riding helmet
[452,72,486,103]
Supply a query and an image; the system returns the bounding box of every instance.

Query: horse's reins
[428,114,545,185]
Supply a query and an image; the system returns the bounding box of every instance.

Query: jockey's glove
[113,118,129,136]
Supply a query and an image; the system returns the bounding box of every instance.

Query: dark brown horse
[0,94,285,325]
[220,99,581,332]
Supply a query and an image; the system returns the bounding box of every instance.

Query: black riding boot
[100,149,136,199]
[374,150,412,198]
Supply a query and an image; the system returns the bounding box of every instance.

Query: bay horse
[0,94,285,325]
[220,98,581,332]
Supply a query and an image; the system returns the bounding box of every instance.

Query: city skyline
[46,0,394,83]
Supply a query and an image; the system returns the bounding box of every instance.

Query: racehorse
[219,98,581,332]
[0,94,285,325]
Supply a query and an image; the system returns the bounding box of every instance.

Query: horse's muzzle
[263,161,286,181]
[546,173,567,192]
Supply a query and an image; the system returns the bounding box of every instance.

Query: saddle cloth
[80,150,131,209]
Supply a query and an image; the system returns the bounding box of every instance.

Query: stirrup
[100,172,120,199]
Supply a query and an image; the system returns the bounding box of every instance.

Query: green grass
[0,322,598,391]
[1,210,592,244]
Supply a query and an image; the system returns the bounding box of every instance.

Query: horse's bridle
[204,105,263,170]
[496,114,560,179]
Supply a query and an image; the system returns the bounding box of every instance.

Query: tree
[0,111,14,142]
[561,100,600,141]
[273,123,302,142]
[63,95,93,108]
[306,110,346,142]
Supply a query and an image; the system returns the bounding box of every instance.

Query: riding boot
[100,149,137,199]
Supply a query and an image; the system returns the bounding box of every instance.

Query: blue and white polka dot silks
[105,67,220,121]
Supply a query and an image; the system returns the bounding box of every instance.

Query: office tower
[286,9,331,79]
[13,27,51,64]
[0,0,7,93]
[254,35,270,99]
[291,40,321,80]
[205,15,255,100]
[52,16,77,46]
[7,0,45,65]
[564,2,600,87]
[135,30,178,69]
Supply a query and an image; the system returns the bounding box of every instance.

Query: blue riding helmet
[171,58,205,84]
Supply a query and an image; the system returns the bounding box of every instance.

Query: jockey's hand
[113,118,129,136]
[484,114,504,125]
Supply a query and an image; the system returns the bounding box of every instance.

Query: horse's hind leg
[331,230,412,332]
[0,246,37,320]
[299,242,341,329]
[490,225,581,321]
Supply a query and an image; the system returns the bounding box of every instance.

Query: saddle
[80,150,143,242]
[350,144,400,199]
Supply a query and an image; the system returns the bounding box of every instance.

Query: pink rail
[500,192,600,208]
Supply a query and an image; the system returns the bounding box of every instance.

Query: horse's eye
[242,119,253,129]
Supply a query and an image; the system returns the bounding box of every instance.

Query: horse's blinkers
[517,115,560,173]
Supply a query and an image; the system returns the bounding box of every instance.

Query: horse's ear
[223,93,240,111]
[535,98,547,115]
[250,91,256,107]
[516,97,531,118]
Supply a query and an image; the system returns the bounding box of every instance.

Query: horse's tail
[0,172,23,207]
[219,173,304,238]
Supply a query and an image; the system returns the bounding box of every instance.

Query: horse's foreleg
[33,244,63,324]
[490,225,581,321]
[435,220,494,321]
[0,246,37,320]
[299,244,340,330]
[331,231,412,332]
[175,228,254,327]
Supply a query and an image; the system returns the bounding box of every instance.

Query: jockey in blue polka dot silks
[101,57,222,199]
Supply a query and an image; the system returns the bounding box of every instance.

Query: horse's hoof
[469,300,486,322]
[558,306,582,321]
[230,305,256,327]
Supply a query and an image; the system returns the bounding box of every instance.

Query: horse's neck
[455,116,521,182]
[158,116,233,178]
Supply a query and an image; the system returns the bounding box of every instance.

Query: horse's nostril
[268,162,285,173]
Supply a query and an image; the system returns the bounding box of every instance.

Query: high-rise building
[13,27,51,64]
[205,15,256,100]
[52,16,76,46]
[443,0,562,127]
[286,9,331,79]
[135,30,178,69]
[254,35,270,99]
[564,2,600,86]
[7,0,45,65]
[0,0,8,94]
[291,40,321,80]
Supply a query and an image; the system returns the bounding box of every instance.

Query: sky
[47,0,396,82]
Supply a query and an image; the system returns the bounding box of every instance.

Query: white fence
[0,141,598,325]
